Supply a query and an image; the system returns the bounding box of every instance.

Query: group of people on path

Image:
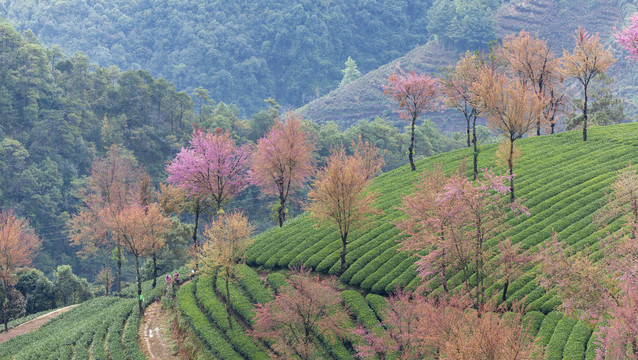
[164,269,196,294]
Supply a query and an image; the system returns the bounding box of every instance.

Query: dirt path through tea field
[0,304,78,344]
[140,300,181,360]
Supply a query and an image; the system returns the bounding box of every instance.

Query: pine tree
[339,56,361,87]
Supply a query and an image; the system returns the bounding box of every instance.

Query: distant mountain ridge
[299,0,637,131]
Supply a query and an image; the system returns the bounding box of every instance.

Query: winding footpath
[0,305,78,344]
[140,300,181,360]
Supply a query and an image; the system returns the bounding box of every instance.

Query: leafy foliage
[560,26,616,141]
[307,142,383,274]
[251,112,316,227]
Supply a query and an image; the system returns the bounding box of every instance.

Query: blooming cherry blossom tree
[384,70,438,171]
[251,111,316,227]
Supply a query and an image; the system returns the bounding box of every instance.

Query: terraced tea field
[243,124,638,359]
[0,279,164,360]
[5,125,636,359]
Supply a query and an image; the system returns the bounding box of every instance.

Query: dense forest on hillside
[0,0,502,114]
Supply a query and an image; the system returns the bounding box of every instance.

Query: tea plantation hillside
[175,267,594,359]
[0,278,165,360]
[248,124,638,307]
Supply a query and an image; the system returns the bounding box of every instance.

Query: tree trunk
[550,121,555,135]
[117,243,122,295]
[475,218,484,313]
[583,85,588,142]
[472,115,478,181]
[466,116,471,148]
[509,139,515,203]
[225,270,233,330]
[440,263,448,293]
[502,279,509,303]
[278,196,286,227]
[105,258,110,296]
[152,252,158,289]
[1,279,7,332]
[409,118,416,171]
[193,202,200,270]
[135,255,144,316]
[340,234,348,275]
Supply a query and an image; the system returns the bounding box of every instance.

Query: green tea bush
[536,311,564,349]
[562,321,592,360]
[265,273,287,293]
[176,282,242,360]
[544,317,577,360]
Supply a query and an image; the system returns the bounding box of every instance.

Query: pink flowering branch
[616,13,638,62]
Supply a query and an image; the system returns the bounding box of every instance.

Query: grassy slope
[299,0,637,130]
[241,124,638,358]
[248,124,638,301]
[0,277,165,360]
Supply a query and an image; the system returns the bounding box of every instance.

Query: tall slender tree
[307,141,383,275]
[200,211,254,329]
[0,210,41,331]
[502,30,561,136]
[69,145,140,294]
[167,127,250,266]
[473,71,545,202]
[251,111,316,227]
[560,27,615,141]
[384,70,438,171]
[109,203,169,315]
[439,51,483,179]
[397,167,527,309]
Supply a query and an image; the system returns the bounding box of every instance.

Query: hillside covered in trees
[0,18,468,282]
[0,0,442,115]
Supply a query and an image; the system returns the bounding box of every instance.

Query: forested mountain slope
[0,0,435,115]
[3,0,635,129]
[0,20,195,276]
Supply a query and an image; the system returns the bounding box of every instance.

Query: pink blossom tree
[397,166,528,309]
[616,13,638,62]
[252,267,350,359]
[251,111,316,227]
[537,166,638,358]
[353,291,538,360]
[384,70,438,171]
[167,127,250,261]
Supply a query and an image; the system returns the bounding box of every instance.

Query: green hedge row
[196,276,269,360]
[544,316,577,360]
[176,281,243,360]
[562,321,592,360]
[236,265,273,304]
